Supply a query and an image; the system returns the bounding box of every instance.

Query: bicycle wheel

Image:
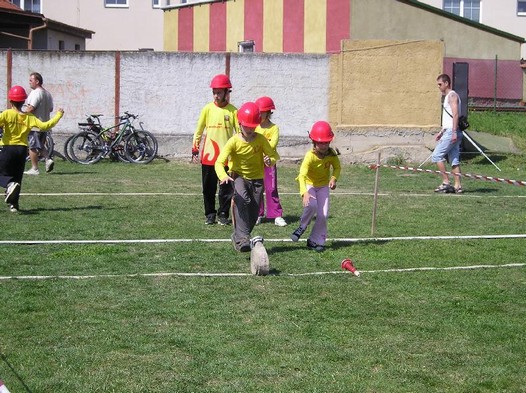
[68,131,105,164]
[124,130,158,164]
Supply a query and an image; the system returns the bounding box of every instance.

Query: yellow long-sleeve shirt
[215,133,280,181]
[297,148,341,196]
[0,108,63,146]
[255,123,279,151]
[193,102,238,166]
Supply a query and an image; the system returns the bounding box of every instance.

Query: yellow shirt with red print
[193,102,238,166]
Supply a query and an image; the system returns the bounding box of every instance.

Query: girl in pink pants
[255,96,287,227]
[290,121,341,252]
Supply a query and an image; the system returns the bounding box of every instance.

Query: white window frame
[153,0,160,8]
[518,0,526,16]
[104,0,129,8]
[443,0,481,22]
[9,0,41,13]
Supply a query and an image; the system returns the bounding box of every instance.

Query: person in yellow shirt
[192,74,238,225]
[290,121,341,252]
[0,85,64,212]
[215,102,279,252]
[254,96,287,227]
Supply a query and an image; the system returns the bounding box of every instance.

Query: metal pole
[371,152,381,236]
[494,55,498,113]
[462,132,501,172]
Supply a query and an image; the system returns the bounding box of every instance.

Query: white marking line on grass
[291,263,526,276]
[1,233,525,245]
[1,263,523,281]
[20,192,526,198]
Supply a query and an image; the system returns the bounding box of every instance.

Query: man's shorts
[27,131,47,150]
[432,128,463,166]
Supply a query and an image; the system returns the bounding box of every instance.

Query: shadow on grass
[19,205,104,214]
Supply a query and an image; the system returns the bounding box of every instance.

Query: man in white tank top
[431,73,463,193]
[24,72,54,175]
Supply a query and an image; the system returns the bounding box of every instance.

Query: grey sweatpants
[232,176,264,249]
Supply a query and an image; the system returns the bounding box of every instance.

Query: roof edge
[397,0,525,43]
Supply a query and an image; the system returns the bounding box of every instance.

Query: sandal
[434,183,454,193]
[454,187,463,194]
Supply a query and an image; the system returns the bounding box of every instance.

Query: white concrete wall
[2,50,331,160]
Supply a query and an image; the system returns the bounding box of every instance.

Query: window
[443,0,480,22]
[153,0,160,8]
[59,40,65,50]
[519,0,526,15]
[105,0,128,8]
[9,0,40,13]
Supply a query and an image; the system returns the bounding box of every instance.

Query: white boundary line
[0,263,523,281]
[20,192,526,198]
[1,234,525,245]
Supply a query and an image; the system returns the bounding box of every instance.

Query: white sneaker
[5,182,20,204]
[9,204,18,213]
[45,159,55,173]
[24,168,40,175]
[274,217,287,227]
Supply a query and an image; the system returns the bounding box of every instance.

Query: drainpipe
[28,18,48,50]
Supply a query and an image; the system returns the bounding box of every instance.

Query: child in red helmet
[215,102,279,252]
[290,121,341,252]
[254,96,287,227]
[192,74,237,225]
[0,85,64,212]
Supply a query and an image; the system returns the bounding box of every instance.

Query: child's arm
[34,109,64,131]
[330,156,341,189]
[262,137,279,166]
[214,138,234,184]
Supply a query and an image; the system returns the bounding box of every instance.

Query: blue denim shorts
[432,128,463,166]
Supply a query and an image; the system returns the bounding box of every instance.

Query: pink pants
[258,165,284,219]
[299,185,330,245]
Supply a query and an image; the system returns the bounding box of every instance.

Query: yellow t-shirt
[0,108,63,146]
[297,148,341,196]
[255,123,279,151]
[215,133,280,181]
[193,101,238,166]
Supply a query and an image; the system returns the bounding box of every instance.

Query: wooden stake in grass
[371,152,381,236]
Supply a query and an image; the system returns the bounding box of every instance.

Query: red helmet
[237,102,261,128]
[255,96,275,112]
[210,74,232,89]
[309,121,334,142]
[8,85,28,102]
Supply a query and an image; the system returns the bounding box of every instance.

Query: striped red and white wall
[164,0,351,53]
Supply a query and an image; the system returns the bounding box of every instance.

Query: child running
[290,121,341,252]
[215,102,279,252]
[254,96,287,227]
[0,85,64,212]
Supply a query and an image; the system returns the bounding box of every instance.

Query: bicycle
[65,112,158,164]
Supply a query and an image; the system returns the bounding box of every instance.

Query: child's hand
[57,108,64,115]
[263,155,271,166]
[220,176,234,185]
[302,192,314,207]
[329,178,337,190]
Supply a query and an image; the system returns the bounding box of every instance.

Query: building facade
[418,0,526,57]
[6,0,164,50]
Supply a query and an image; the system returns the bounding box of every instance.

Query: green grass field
[1,146,525,392]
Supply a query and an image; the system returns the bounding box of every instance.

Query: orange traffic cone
[341,259,360,277]
[0,380,11,393]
